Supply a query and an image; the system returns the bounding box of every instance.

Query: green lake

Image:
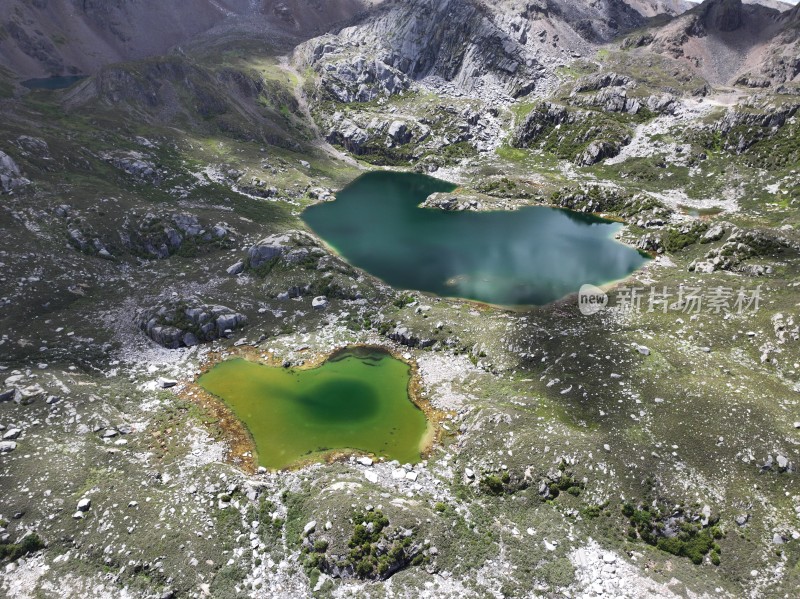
[303,171,649,306]
[197,347,428,470]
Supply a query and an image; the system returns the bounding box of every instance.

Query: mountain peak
[695,0,744,32]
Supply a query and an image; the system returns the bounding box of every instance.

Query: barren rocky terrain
[0,0,799,598]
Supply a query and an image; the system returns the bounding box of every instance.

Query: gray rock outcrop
[247,230,325,271]
[0,151,30,193]
[421,193,482,211]
[689,227,795,274]
[119,212,231,260]
[101,151,160,181]
[576,140,626,166]
[137,301,247,349]
[296,0,544,103]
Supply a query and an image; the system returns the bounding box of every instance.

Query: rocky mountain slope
[295,0,665,104]
[743,0,796,11]
[2,0,794,84]
[1,1,799,598]
[625,0,695,17]
[0,0,381,78]
[626,0,800,86]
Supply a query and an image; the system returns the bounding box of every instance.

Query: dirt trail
[277,55,361,169]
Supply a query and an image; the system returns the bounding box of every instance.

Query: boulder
[150,326,184,349]
[702,223,727,243]
[572,72,632,93]
[2,428,21,440]
[0,388,19,402]
[422,193,481,211]
[16,135,49,157]
[248,234,292,269]
[0,441,17,453]
[217,313,246,335]
[387,121,412,144]
[226,261,245,276]
[171,214,203,236]
[312,296,329,310]
[102,151,159,181]
[0,151,30,193]
[302,521,317,537]
[247,231,322,271]
[576,140,624,166]
[137,301,247,348]
[389,326,421,348]
[121,211,230,260]
[645,94,677,115]
[326,119,370,154]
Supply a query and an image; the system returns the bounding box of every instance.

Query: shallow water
[197,347,428,470]
[303,171,649,306]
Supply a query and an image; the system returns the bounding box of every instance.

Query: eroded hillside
[0,1,799,598]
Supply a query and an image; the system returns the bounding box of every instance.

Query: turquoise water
[302,171,649,306]
[22,76,86,90]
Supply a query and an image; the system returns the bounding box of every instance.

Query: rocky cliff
[622,0,798,86]
[296,0,661,103]
[623,0,694,18]
[296,0,544,102]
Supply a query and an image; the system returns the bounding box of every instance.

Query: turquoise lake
[303,171,649,307]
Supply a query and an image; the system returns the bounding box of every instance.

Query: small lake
[302,171,649,306]
[21,75,86,90]
[197,347,428,470]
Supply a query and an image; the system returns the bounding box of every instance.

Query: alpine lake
[198,347,429,470]
[304,171,649,307]
[21,75,86,90]
[201,171,649,469]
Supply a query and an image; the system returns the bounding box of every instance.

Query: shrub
[625,501,719,565]
[480,475,505,495]
[0,533,45,563]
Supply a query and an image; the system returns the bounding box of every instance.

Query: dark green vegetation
[303,171,649,306]
[623,502,723,565]
[510,99,652,165]
[0,532,45,563]
[197,347,428,469]
[301,508,428,581]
